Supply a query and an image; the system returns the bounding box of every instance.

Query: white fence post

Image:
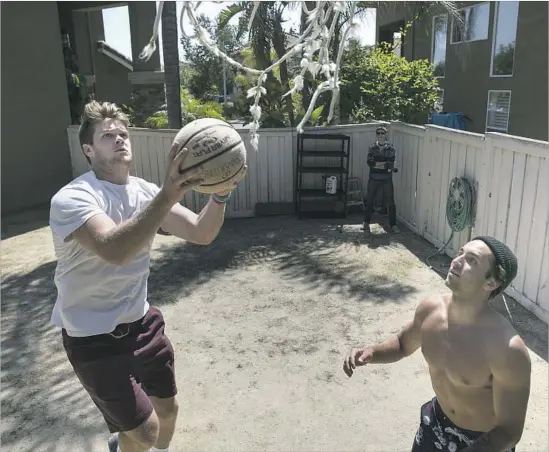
[418,126,436,238]
[472,134,494,238]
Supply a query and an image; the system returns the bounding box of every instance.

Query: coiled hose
[426,177,476,275]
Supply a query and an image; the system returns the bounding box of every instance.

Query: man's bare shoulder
[417,294,447,313]
[490,334,531,384]
[485,310,531,365]
[414,294,447,323]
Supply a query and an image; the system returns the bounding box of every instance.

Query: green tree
[341,42,440,124]
[295,2,373,124]
[145,88,225,129]
[232,47,291,127]
[338,39,374,120]
[219,1,298,125]
[181,14,243,101]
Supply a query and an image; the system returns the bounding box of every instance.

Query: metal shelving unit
[295,133,351,218]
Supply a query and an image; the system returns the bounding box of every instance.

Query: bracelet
[212,191,232,204]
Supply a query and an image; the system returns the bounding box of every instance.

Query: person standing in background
[363,126,400,234]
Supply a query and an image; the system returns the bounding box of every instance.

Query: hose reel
[426,176,476,272]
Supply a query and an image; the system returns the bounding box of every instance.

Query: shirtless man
[343,236,531,452]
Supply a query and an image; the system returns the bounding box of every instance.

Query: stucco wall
[1,1,73,214]
[386,1,548,140]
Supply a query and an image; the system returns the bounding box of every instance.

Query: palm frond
[218,3,246,30]
[364,1,461,22]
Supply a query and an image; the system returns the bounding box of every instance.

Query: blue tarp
[430,112,467,131]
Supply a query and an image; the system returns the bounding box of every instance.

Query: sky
[102,1,376,67]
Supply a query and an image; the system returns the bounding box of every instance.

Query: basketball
[172,118,247,194]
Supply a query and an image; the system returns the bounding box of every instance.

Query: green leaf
[218,4,245,30]
[310,105,324,125]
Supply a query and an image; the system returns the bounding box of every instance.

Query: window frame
[485,90,512,133]
[451,2,491,44]
[435,88,445,113]
[431,13,448,79]
[490,1,519,78]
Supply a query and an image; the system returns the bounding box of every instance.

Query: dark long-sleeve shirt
[367,142,395,181]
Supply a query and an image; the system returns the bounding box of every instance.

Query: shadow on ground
[1,212,547,451]
[1,212,417,451]
[149,212,547,361]
[148,214,422,308]
[1,205,50,240]
[1,261,106,452]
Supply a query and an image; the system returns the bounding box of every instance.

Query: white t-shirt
[49,170,161,337]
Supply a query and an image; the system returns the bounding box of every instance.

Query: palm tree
[324,3,373,124]
[219,1,295,125]
[219,1,460,127]
[289,1,371,122]
[161,1,182,129]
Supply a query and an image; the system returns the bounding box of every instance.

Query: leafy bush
[341,41,440,125]
[145,88,225,129]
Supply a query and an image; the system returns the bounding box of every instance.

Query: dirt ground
[2,209,548,452]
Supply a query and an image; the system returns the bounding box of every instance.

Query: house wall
[94,53,132,106]
[505,1,548,140]
[71,8,133,107]
[379,1,548,141]
[1,1,73,214]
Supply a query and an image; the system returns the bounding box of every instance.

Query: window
[451,3,490,43]
[431,15,447,77]
[491,1,519,76]
[392,32,402,57]
[486,90,511,132]
[434,89,444,113]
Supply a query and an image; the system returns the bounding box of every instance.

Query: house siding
[1,1,73,214]
[378,1,548,140]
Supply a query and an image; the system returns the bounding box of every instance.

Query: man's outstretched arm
[343,297,437,376]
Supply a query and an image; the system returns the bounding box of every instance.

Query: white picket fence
[67,123,384,217]
[391,122,549,323]
[66,122,549,322]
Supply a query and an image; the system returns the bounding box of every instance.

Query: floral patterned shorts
[411,398,516,452]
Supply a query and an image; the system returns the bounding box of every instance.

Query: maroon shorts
[62,306,177,433]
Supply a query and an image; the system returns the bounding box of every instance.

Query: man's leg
[150,396,179,449]
[135,306,179,451]
[62,330,160,452]
[385,179,399,232]
[375,183,387,214]
[364,178,381,229]
[118,411,160,451]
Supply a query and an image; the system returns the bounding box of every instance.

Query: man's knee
[122,411,160,449]
[151,396,179,421]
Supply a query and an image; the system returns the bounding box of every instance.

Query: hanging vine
[139,1,359,150]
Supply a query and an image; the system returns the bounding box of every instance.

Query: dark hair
[485,261,508,299]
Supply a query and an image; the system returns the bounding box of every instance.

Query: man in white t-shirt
[49,101,247,452]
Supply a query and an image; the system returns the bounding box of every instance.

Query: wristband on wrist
[212,191,232,204]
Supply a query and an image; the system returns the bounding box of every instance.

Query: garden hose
[426,177,476,276]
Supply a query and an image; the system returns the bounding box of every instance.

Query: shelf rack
[295,133,351,218]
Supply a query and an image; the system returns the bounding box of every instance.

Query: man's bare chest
[421,327,493,388]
